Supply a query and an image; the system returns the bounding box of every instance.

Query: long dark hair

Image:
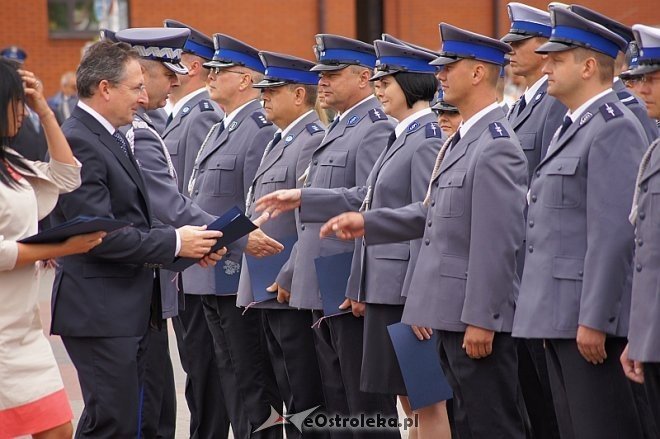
[392,72,438,109]
[0,58,33,187]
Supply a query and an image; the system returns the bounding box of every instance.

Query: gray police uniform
[613,78,658,143]
[145,108,168,135]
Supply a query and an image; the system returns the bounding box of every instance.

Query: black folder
[19,216,131,244]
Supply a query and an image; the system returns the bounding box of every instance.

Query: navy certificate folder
[244,235,297,303]
[314,251,353,318]
[169,206,257,272]
[19,216,131,244]
[387,322,453,410]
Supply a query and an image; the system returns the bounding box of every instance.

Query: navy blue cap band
[184,39,214,60]
[552,25,620,58]
[212,48,264,73]
[264,66,319,85]
[378,55,436,73]
[442,40,507,65]
[511,20,551,38]
[639,47,660,62]
[318,48,377,68]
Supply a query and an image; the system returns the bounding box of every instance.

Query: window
[48,0,129,39]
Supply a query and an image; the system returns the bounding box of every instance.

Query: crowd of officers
[23,1,660,438]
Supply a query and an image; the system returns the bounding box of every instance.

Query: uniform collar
[565,88,613,123]
[338,95,377,121]
[224,98,259,128]
[523,75,548,103]
[170,87,208,117]
[280,109,315,139]
[394,107,432,138]
[458,101,501,138]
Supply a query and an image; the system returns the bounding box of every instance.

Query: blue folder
[387,322,453,410]
[169,206,257,272]
[244,235,297,303]
[314,251,353,318]
[19,216,131,244]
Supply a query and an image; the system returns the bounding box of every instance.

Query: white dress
[0,151,80,437]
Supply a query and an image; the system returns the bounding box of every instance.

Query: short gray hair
[76,41,139,98]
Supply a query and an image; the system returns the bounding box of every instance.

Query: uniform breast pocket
[542,157,581,209]
[435,169,467,218]
[318,150,349,188]
[260,166,289,193]
[552,256,583,331]
[517,132,537,151]
[206,155,237,197]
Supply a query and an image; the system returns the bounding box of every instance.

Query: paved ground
[37,269,410,438]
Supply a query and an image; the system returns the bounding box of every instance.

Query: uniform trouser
[261,308,328,439]
[201,295,283,439]
[437,330,526,439]
[172,294,230,439]
[141,324,176,438]
[545,337,645,439]
[312,311,401,439]
[62,333,149,439]
[644,362,660,432]
[516,339,560,439]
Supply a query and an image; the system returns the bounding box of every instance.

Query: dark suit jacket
[50,106,177,337]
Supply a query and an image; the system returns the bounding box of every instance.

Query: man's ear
[98,79,112,102]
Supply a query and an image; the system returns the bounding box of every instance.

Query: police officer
[256,34,396,437]
[292,24,528,439]
[185,33,282,439]
[513,8,647,439]
[569,4,659,143]
[432,99,461,137]
[622,23,660,432]
[501,4,565,438]
[156,19,230,439]
[236,50,327,439]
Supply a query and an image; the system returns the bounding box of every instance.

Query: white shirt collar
[280,109,315,140]
[394,107,433,138]
[77,100,115,134]
[171,87,208,118]
[565,88,613,123]
[224,99,258,129]
[523,75,548,104]
[338,95,376,121]
[458,101,501,139]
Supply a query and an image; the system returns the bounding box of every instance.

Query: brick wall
[1,0,658,97]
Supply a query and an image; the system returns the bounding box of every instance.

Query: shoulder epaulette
[617,91,639,106]
[489,121,510,139]
[131,118,150,130]
[599,102,623,121]
[251,112,273,128]
[425,122,442,138]
[306,122,323,134]
[199,99,214,112]
[368,108,387,122]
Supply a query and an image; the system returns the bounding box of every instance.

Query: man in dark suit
[49,37,224,438]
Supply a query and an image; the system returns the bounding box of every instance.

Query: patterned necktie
[423,132,457,206]
[630,138,660,225]
[517,95,527,116]
[557,115,573,139]
[112,131,131,159]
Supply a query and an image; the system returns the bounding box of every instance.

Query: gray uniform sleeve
[363,202,427,245]
[299,186,366,222]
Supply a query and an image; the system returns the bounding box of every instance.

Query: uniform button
[301,225,306,231]
[642,184,648,193]
[431,200,436,207]
[493,313,500,319]
[247,212,252,219]
[194,190,199,195]
[425,239,430,246]
[608,316,616,323]
[528,245,534,253]
[528,220,534,228]
[535,170,540,178]
[636,263,642,272]
[329,159,334,163]
[639,212,646,220]
[637,239,644,247]
[435,180,439,187]
[304,183,311,188]
[199,169,205,173]
[313,159,318,165]
[270,176,274,181]
[578,270,583,277]
[427,220,432,227]
[531,194,537,203]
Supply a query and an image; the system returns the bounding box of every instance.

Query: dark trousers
[312,311,400,439]
[644,362,660,431]
[202,295,283,439]
[172,294,230,439]
[262,308,328,439]
[437,330,526,439]
[545,338,644,439]
[517,339,560,439]
[62,333,149,439]
[141,325,176,438]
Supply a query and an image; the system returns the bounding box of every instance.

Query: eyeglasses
[640,73,660,85]
[210,67,248,76]
[114,82,146,94]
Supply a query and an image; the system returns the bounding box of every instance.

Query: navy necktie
[112,131,131,159]
[327,117,340,133]
[165,112,173,127]
[517,95,527,116]
[449,130,461,151]
[557,116,572,139]
[263,132,282,158]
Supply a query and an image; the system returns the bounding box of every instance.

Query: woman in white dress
[0,59,106,438]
